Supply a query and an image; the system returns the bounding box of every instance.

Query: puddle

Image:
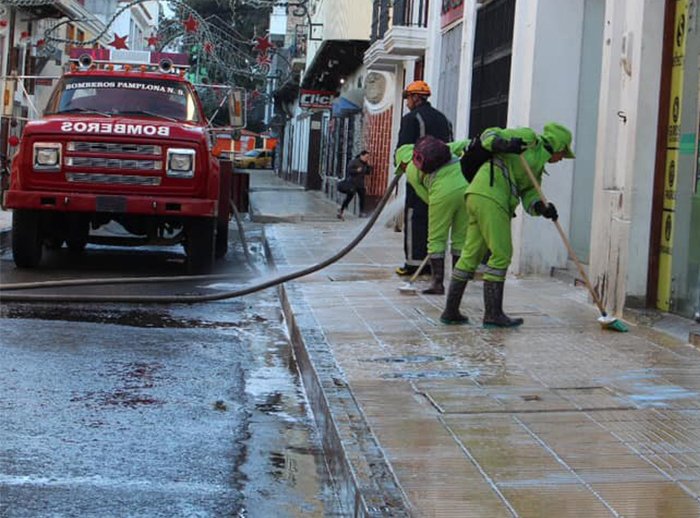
[363,354,445,364]
[0,305,251,329]
[70,361,167,409]
[628,384,697,407]
[382,370,475,380]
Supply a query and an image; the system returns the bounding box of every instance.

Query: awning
[332,96,361,117]
[301,40,369,91]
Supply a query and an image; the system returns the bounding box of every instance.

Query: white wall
[569,0,605,263]
[454,0,479,139]
[423,0,442,101]
[112,2,157,52]
[306,0,372,70]
[589,0,664,314]
[508,0,584,276]
[291,114,310,175]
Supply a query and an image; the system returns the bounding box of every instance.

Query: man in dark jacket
[338,150,371,220]
[395,80,453,276]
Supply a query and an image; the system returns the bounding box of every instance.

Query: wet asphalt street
[0,235,343,517]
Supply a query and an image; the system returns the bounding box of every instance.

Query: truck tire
[215,219,229,259]
[185,217,215,274]
[45,237,65,250]
[12,210,43,268]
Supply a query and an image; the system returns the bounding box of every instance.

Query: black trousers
[341,186,365,212]
[403,183,428,267]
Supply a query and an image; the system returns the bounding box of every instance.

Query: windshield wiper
[55,108,112,117]
[119,110,178,122]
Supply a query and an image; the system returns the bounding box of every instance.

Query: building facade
[275,0,699,321]
[0,0,160,158]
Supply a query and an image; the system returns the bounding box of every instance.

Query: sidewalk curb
[264,233,413,517]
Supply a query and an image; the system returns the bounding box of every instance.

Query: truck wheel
[185,217,215,274]
[12,210,43,268]
[215,219,229,259]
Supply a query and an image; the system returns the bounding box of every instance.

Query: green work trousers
[454,194,512,281]
[428,190,468,257]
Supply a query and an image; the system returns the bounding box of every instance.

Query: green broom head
[597,315,629,333]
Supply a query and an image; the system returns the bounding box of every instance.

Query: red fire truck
[3,48,240,274]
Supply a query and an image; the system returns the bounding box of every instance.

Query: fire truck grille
[67,142,162,155]
[66,173,161,186]
[66,157,162,170]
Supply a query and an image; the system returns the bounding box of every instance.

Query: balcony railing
[371,0,391,42]
[371,0,430,43]
[393,0,429,28]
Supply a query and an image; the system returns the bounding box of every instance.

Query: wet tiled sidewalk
[251,171,700,517]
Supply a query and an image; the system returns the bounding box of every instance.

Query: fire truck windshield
[45,76,201,123]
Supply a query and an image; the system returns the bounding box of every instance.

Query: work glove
[490,136,527,154]
[533,201,558,221]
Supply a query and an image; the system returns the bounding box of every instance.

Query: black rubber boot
[483,280,523,328]
[422,257,445,295]
[439,276,470,325]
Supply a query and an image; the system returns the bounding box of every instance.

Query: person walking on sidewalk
[395,136,470,295]
[338,150,372,220]
[440,122,575,327]
[395,80,453,277]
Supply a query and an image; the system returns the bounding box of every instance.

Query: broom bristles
[604,319,629,332]
[598,315,629,332]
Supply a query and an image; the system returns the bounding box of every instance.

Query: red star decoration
[146,34,159,47]
[36,38,45,47]
[250,90,261,100]
[108,33,129,50]
[253,35,273,54]
[183,14,199,33]
[256,52,271,66]
[203,41,214,54]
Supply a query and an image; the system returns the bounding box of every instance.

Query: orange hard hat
[402,80,431,98]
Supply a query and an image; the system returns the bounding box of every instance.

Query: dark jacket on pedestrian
[346,156,371,189]
[397,101,452,147]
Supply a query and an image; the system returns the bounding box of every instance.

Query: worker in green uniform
[395,136,470,294]
[440,122,575,327]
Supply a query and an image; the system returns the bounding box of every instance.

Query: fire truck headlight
[167,148,195,178]
[33,142,62,171]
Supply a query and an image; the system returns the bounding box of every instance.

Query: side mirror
[228,88,246,129]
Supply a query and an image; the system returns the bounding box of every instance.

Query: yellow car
[234,149,273,169]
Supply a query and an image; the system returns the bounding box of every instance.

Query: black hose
[0,174,402,303]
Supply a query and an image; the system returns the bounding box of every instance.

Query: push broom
[398,254,431,295]
[519,155,628,332]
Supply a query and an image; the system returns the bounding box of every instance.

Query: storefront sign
[299,89,335,110]
[441,0,465,28]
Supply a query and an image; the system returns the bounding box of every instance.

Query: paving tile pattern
[253,172,700,517]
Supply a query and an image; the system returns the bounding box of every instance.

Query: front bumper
[4,190,217,217]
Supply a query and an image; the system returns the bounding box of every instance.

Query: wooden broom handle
[518,154,606,315]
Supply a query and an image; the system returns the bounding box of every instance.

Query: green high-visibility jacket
[465,127,552,217]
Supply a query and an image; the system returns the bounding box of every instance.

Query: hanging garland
[36,0,274,85]
[7,0,307,112]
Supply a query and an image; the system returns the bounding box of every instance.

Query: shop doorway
[469,0,515,137]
